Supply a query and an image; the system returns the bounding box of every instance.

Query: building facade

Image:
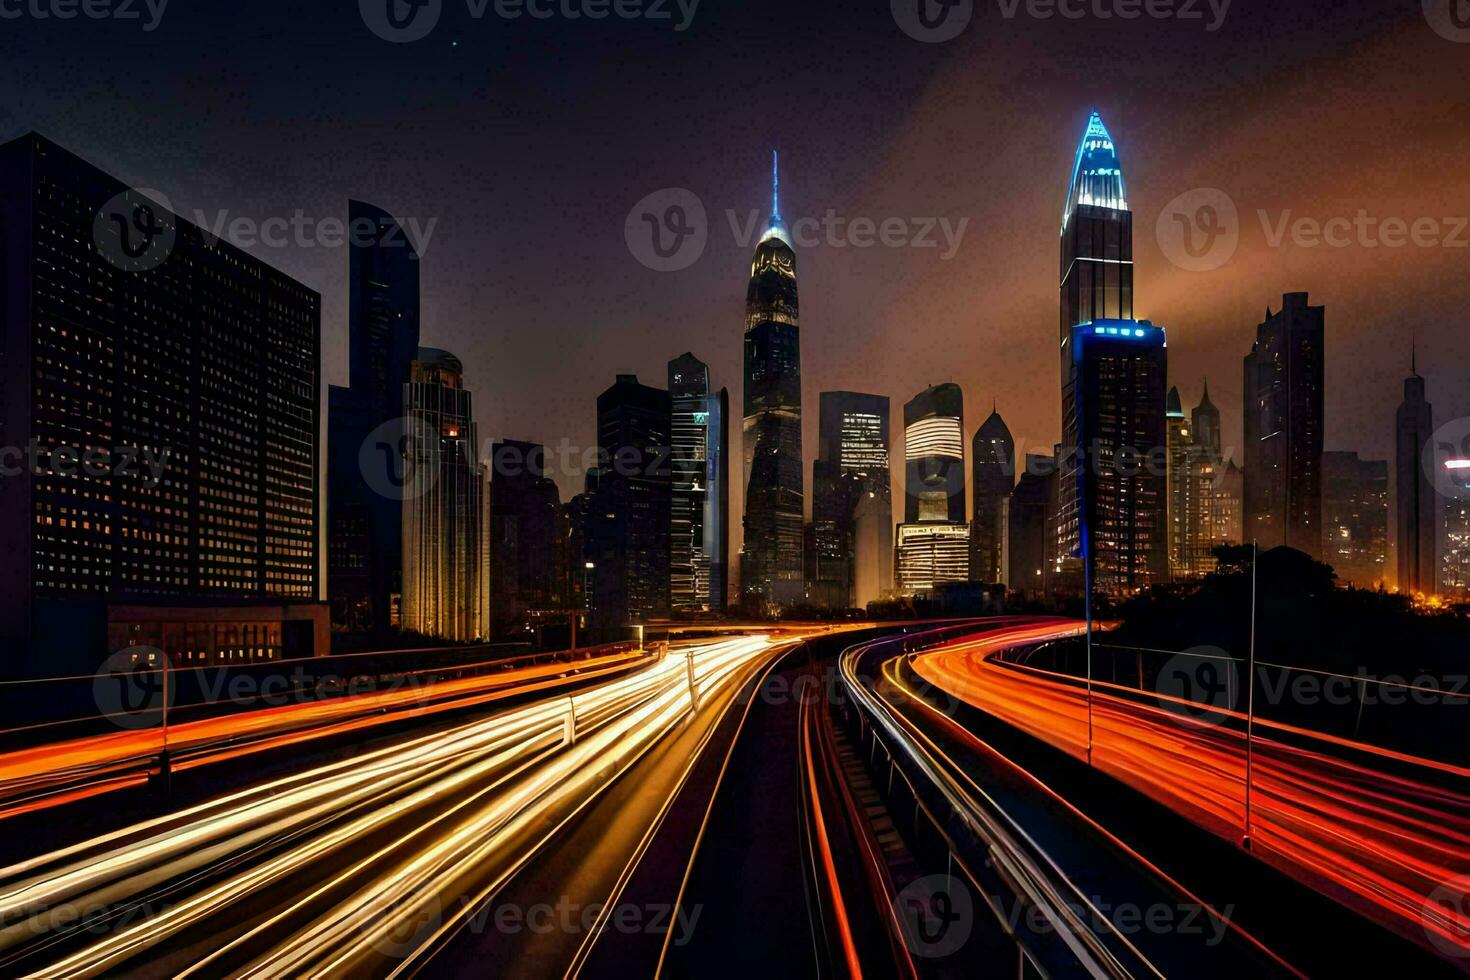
[742,154,804,609]
[489,441,563,638]
[590,375,672,629]
[401,350,488,642]
[904,384,966,524]
[669,354,728,614]
[1441,460,1470,602]
[1069,320,1169,597]
[0,133,323,677]
[327,200,421,636]
[1009,455,1057,599]
[896,522,972,596]
[1243,293,1324,556]
[970,409,1015,585]
[813,391,892,608]
[1321,451,1389,589]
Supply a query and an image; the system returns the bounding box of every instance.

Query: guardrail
[0,640,651,821]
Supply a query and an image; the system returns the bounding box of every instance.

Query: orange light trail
[909,621,1470,965]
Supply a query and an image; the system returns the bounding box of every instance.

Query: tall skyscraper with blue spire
[741,151,805,609]
[1058,111,1135,576]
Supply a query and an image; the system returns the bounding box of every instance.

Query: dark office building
[1059,111,1134,569]
[327,200,421,635]
[0,133,324,677]
[971,408,1015,585]
[1068,320,1169,597]
[490,441,564,638]
[812,391,891,608]
[904,383,966,524]
[589,375,671,629]
[742,154,804,610]
[1321,451,1389,589]
[563,468,600,624]
[1243,293,1325,556]
[1009,455,1056,599]
[1395,354,1436,595]
[669,353,728,614]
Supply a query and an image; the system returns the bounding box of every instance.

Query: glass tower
[670,353,728,613]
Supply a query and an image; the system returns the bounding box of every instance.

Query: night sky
[4,0,1467,559]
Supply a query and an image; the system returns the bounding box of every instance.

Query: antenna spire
[772,148,780,220]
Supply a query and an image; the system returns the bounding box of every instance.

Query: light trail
[907,621,1470,964]
[0,636,781,978]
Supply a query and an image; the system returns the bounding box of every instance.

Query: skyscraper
[742,152,804,609]
[1059,111,1134,569]
[590,375,672,629]
[1321,451,1389,589]
[1009,455,1057,599]
[812,392,892,608]
[0,133,325,677]
[970,408,1015,585]
[904,384,966,524]
[1243,293,1325,556]
[1069,320,1169,597]
[1395,355,1436,595]
[669,353,728,614]
[328,200,422,635]
[1441,460,1470,602]
[401,350,488,643]
[1166,386,1191,579]
[1192,380,1221,459]
[489,441,563,638]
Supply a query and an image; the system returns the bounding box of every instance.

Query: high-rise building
[813,391,892,608]
[896,523,972,595]
[970,408,1015,585]
[1009,455,1056,599]
[1058,111,1134,573]
[328,200,422,636]
[1243,293,1325,556]
[904,384,966,524]
[742,153,804,610]
[489,441,563,638]
[1189,455,1244,574]
[1441,460,1470,602]
[590,375,672,629]
[0,133,326,677]
[1396,355,1436,595]
[401,350,488,643]
[1192,380,1221,459]
[1068,320,1169,597]
[1321,451,1389,589]
[1166,386,1191,579]
[563,468,601,624]
[669,354,728,614]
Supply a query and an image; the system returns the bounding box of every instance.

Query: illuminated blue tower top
[1062,111,1129,232]
[762,149,792,247]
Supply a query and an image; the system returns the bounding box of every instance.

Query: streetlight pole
[1243,539,1258,851]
